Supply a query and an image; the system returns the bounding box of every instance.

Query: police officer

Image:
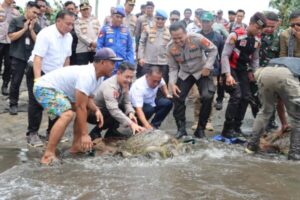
[168,22,218,139]
[138,9,171,83]
[75,2,100,65]
[97,5,134,74]
[135,1,155,48]
[221,12,266,138]
[280,9,300,57]
[135,1,155,78]
[35,0,50,29]
[0,0,19,95]
[88,62,145,140]
[246,57,300,161]
[123,0,137,38]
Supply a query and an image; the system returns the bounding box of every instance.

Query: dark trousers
[70,51,77,65]
[76,52,95,65]
[0,43,11,84]
[224,69,252,129]
[173,75,215,129]
[142,97,173,128]
[88,109,120,140]
[9,57,27,106]
[216,75,224,103]
[26,63,56,135]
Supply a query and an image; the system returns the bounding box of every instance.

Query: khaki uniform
[75,16,100,53]
[123,13,137,37]
[135,15,154,39]
[37,15,50,29]
[94,75,135,126]
[167,33,218,85]
[138,25,171,65]
[249,60,300,159]
[0,4,19,43]
[280,28,300,58]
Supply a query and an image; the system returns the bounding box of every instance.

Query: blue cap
[155,9,168,20]
[113,5,126,17]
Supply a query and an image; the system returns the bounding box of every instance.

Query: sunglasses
[156,17,165,21]
[290,23,300,28]
[170,18,179,22]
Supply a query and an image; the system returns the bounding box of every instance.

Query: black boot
[288,128,300,161]
[234,122,245,136]
[221,121,237,138]
[194,128,205,138]
[89,126,102,141]
[1,81,8,96]
[175,120,187,139]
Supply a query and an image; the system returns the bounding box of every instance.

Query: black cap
[228,10,236,15]
[251,12,267,28]
[94,48,123,62]
[145,1,154,7]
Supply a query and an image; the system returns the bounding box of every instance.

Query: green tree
[269,0,300,27]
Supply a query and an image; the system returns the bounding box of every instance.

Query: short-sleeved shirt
[8,16,41,61]
[129,75,165,107]
[35,64,101,102]
[30,24,73,73]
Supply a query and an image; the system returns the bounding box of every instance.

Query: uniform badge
[98,31,103,38]
[240,39,247,47]
[200,38,212,48]
[109,38,113,43]
[113,90,120,99]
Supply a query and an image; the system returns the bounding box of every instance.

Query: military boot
[1,81,9,96]
[288,128,300,161]
[175,120,187,139]
[194,128,206,138]
[221,121,237,138]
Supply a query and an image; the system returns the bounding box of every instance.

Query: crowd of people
[0,0,300,165]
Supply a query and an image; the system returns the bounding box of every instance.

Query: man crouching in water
[88,61,145,140]
[245,57,300,161]
[33,48,122,165]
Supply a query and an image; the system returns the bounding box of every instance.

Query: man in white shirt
[26,10,74,147]
[34,48,122,165]
[129,66,172,129]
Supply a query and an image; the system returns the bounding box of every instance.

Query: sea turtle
[259,128,291,155]
[93,129,191,158]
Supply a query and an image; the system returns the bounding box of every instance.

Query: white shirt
[186,22,201,33]
[129,75,165,107]
[35,64,102,102]
[30,24,72,73]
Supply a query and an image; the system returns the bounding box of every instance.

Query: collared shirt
[123,13,137,37]
[186,22,201,33]
[138,26,171,65]
[75,16,100,53]
[0,4,19,43]
[30,24,72,73]
[279,28,300,58]
[8,16,41,61]
[35,64,102,102]
[167,33,218,84]
[37,15,50,29]
[94,75,134,125]
[129,75,165,107]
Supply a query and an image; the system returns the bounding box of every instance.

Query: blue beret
[155,9,168,20]
[114,5,125,17]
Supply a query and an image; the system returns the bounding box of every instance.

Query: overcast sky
[20,0,275,25]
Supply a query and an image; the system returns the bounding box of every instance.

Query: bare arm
[64,57,70,67]
[135,107,152,129]
[75,90,89,136]
[33,55,43,79]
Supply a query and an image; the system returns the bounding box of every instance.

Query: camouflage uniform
[259,30,280,67]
